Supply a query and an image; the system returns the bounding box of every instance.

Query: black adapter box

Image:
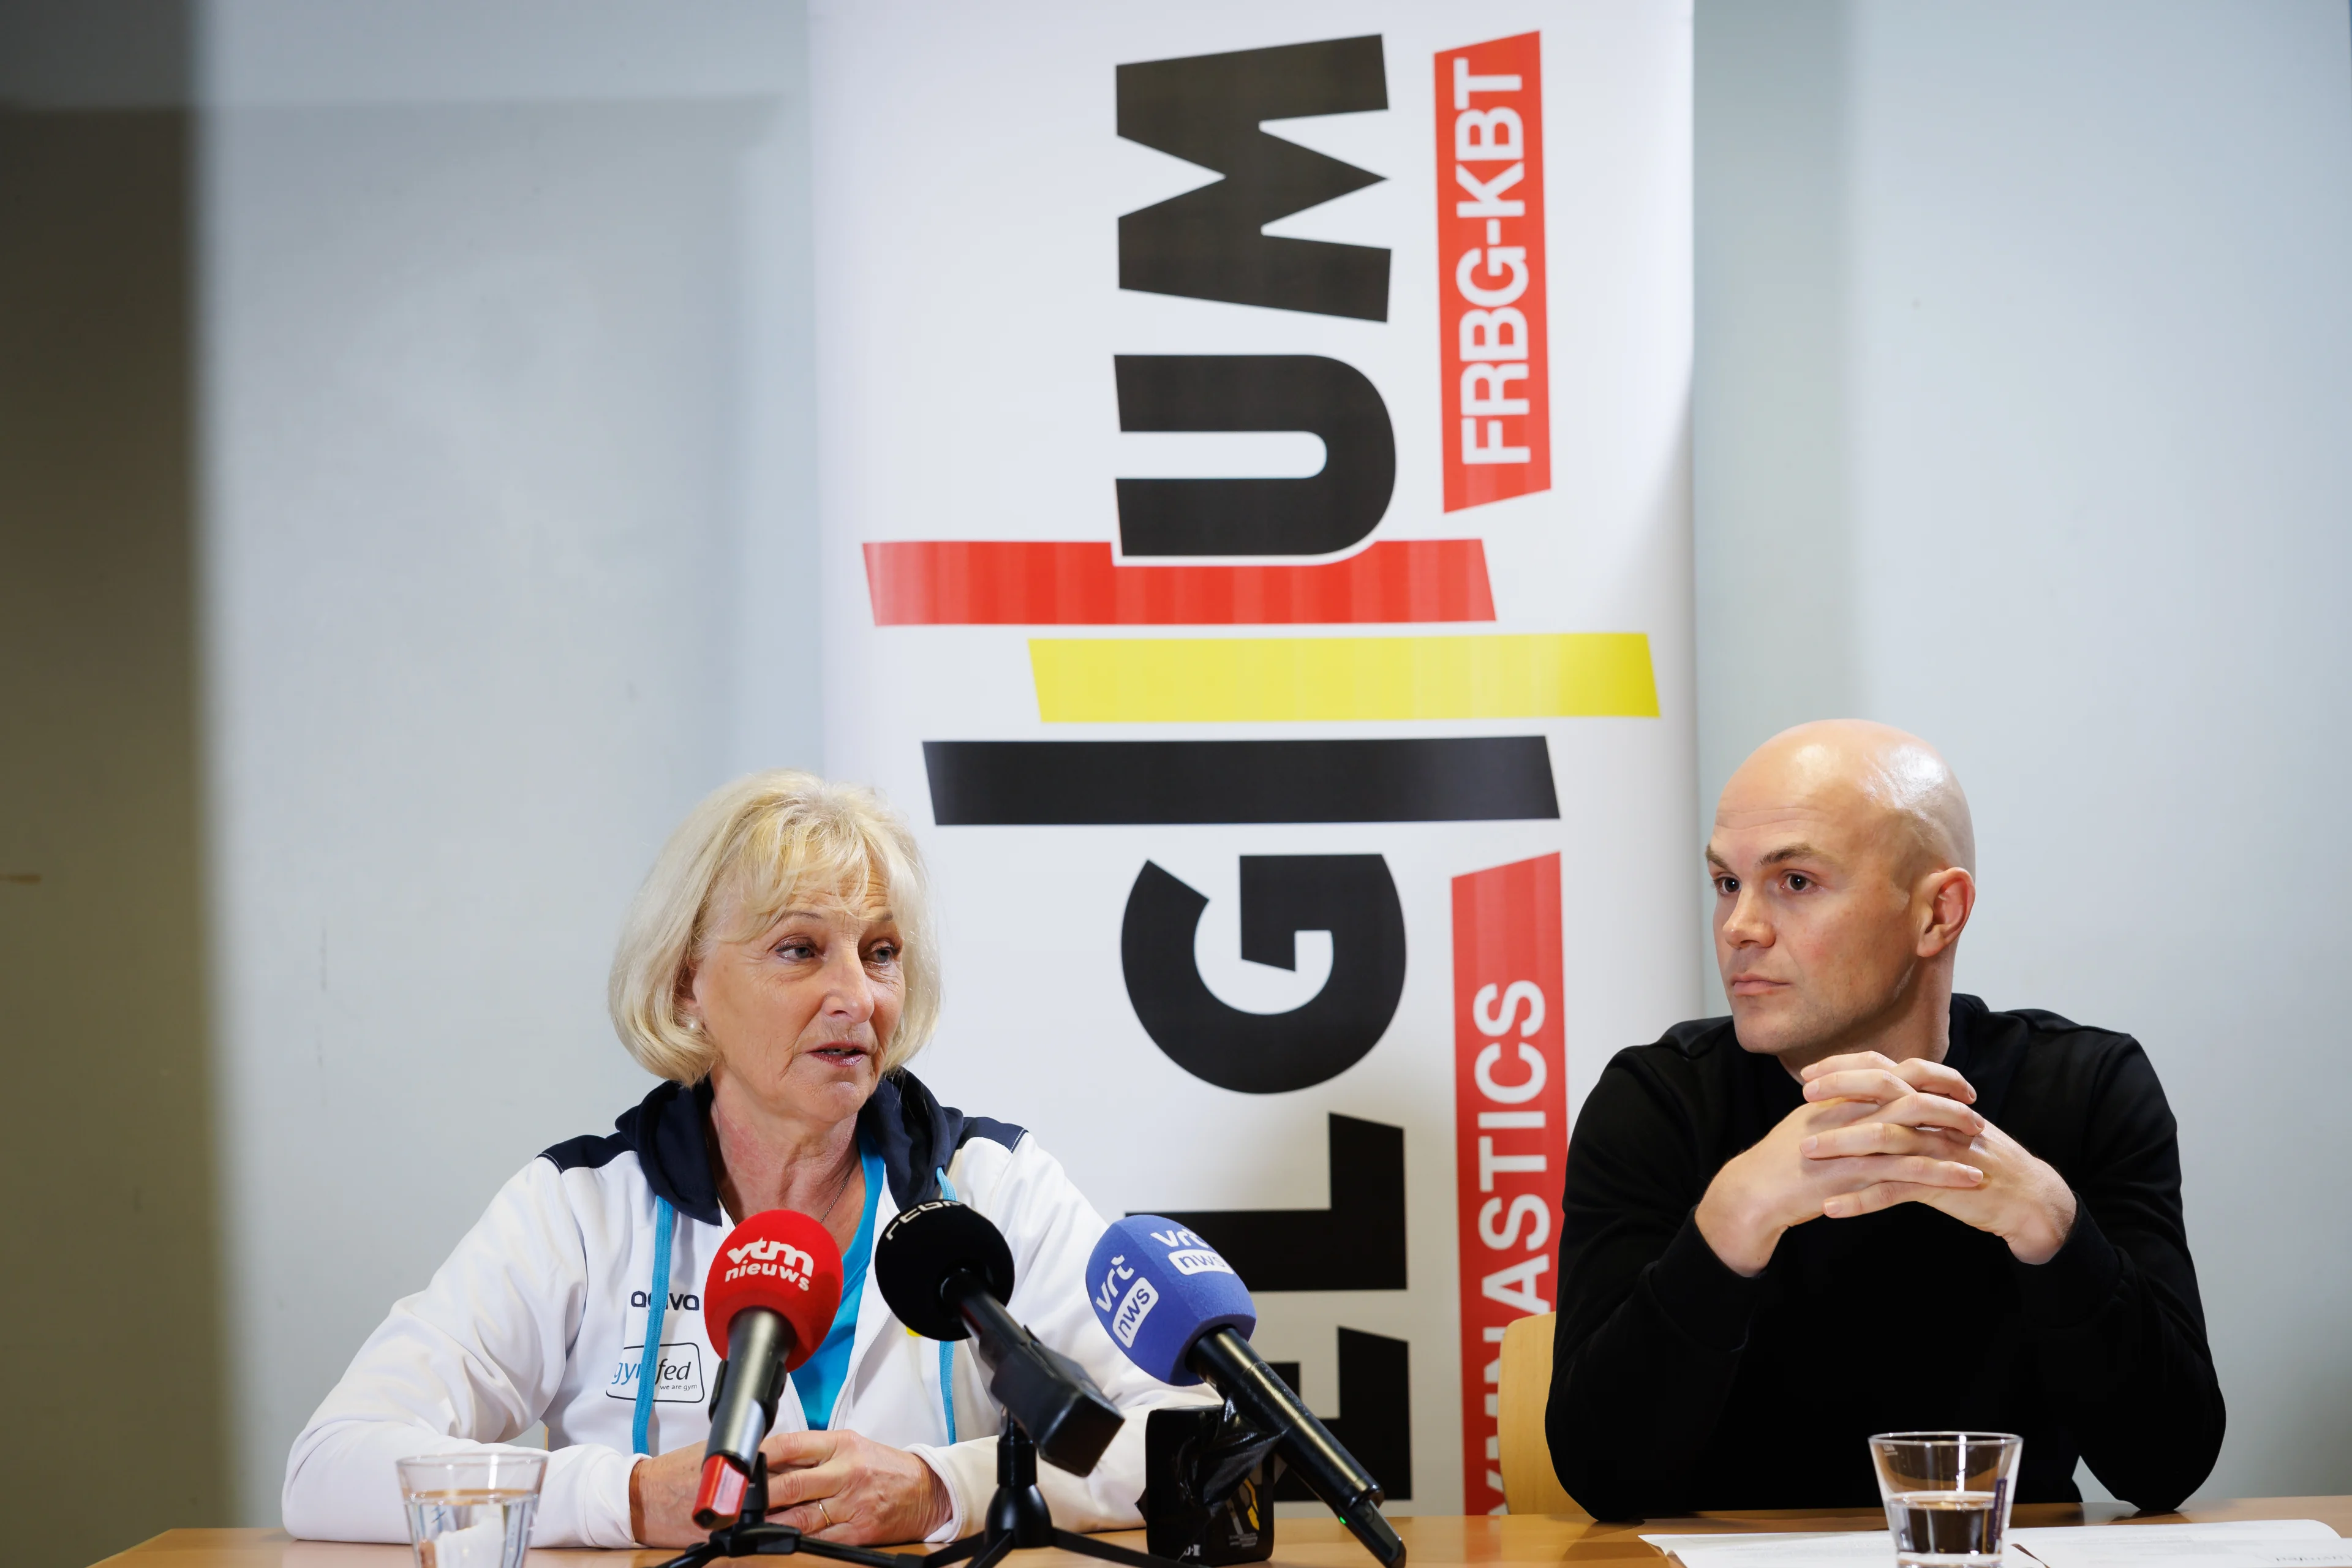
[1144,1404,1279,1565]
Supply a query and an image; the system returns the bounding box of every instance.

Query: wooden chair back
[1496,1311,1589,1517]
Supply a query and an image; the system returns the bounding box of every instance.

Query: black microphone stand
[650,1453,913,1568]
[917,1415,1188,1568]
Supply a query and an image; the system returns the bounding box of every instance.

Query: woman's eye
[777,941,815,961]
[868,944,899,966]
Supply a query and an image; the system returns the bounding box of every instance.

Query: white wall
[195,0,819,1522]
[1697,0,2352,1501]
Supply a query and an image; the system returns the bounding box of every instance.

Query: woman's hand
[630,1439,716,1547]
[629,1427,954,1547]
[763,1428,954,1545]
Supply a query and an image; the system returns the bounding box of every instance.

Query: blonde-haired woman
[284,772,1204,1549]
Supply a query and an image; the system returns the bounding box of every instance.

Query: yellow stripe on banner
[1028,633,1659,722]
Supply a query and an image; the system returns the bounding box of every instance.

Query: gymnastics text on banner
[1452,851,1567,1516]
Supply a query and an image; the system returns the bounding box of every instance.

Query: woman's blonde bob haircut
[609,770,940,1085]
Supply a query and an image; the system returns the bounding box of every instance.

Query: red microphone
[691,1210,845,1528]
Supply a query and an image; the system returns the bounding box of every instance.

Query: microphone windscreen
[1086,1216,1255,1387]
[702,1209,844,1373]
[875,1200,1017,1341]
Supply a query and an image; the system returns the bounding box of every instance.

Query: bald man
[1545,722,2223,1517]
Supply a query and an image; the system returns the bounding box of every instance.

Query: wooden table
[93,1499,2352,1568]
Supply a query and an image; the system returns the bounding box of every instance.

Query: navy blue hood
[541,1069,1025,1226]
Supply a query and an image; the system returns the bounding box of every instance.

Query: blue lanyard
[631,1196,676,1456]
[633,1170,963,1456]
[790,1140,887,1430]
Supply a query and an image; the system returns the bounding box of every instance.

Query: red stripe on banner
[862,539,1497,625]
[1452,852,1567,1516]
[1436,32,1551,513]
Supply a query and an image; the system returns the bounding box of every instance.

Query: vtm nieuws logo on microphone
[723,1237,816,1291]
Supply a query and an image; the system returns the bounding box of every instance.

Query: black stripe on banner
[922,738,1559,824]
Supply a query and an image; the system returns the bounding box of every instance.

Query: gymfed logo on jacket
[723,1237,817,1291]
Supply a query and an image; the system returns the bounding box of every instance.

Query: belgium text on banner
[812,3,1692,1512]
[1452,852,1567,1516]
[1437,32,1550,512]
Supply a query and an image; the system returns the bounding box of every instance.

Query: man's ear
[1917,866,1976,958]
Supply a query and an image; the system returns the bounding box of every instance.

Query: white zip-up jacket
[283,1072,1212,1547]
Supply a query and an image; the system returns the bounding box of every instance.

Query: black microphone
[875,1199,1125,1476]
[1088,1217,1405,1567]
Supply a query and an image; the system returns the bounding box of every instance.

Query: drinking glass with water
[397,1451,548,1568]
[1868,1432,2023,1568]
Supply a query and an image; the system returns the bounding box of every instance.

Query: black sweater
[1545,995,2223,1519]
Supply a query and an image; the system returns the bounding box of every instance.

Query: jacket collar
[616,1068,978,1227]
[613,1078,723,1224]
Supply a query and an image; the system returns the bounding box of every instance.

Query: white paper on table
[1638,1529,2037,1568]
[2010,1521,2347,1568]
[1640,1521,2345,1568]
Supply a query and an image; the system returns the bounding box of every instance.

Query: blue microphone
[1088,1217,1405,1567]
[1089,1217,1256,1384]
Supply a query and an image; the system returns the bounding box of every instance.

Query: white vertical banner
[812,1,1692,1515]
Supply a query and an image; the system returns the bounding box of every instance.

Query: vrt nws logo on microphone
[1093,1253,1160,1349]
[1095,1227,1237,1348]
[722,1235,818,1291]
[1152,1224,1237,1279]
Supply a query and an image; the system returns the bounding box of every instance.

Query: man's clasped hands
[1693,1051,2081,1278]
